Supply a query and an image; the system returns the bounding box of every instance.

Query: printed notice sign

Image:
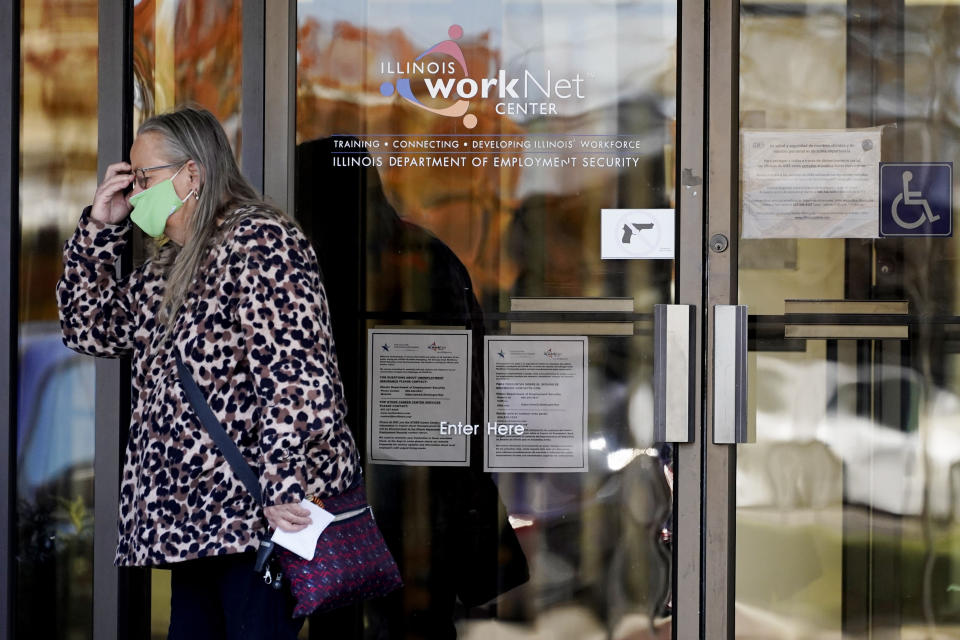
[600,209,675,259]
[742,129,882,238]
[367,329,471,466]
[484,336,589,473]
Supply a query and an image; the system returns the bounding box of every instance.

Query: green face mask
[128,164,194,237]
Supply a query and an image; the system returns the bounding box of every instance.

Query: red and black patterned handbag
[176,353,402,617]
[275,479,402,616]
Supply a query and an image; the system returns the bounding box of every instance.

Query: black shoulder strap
[175,354,263,506]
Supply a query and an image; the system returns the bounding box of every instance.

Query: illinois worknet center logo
[378,24,586,128]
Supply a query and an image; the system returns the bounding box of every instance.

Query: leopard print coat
[56,206,359,566]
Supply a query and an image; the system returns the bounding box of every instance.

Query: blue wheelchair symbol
[880,163,952,237]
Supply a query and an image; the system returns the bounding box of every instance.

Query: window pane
[132,0,242,157]
[18,1,99,638]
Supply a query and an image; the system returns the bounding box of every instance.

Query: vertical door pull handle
[713,305,750,444]
[654,304,696,443]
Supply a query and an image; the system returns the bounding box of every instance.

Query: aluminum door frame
[263,0,296,212]
[94,3,139,638]
[699,0,739,637]
[675,0,709,638]
[0,1,19,638]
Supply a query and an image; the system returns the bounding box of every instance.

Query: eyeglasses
[132,161,186,190]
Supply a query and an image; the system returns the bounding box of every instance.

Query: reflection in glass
[133,0,242,156]
[297,1,677,636]
[18,1,99,638]
[739,2,960,636]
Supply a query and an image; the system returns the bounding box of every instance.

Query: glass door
[727,1,960,637]
[291,1,702,637]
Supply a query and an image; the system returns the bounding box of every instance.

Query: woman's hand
[91,162,135,224]
[264,502,313,532]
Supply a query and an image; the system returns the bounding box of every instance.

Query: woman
[56,106,360,639]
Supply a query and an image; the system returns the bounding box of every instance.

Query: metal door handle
[713,305,750,444]
[654,304,696,443]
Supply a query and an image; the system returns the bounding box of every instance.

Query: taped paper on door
[601,209,674,259]
[742,129,882,239]
[483,336,589,473]
[366,329,472,467]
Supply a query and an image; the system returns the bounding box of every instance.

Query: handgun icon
[622,222,654,244]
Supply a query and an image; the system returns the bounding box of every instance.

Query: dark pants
[167,552,304,640]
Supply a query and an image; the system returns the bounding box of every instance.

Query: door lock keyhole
[710,234,729,253]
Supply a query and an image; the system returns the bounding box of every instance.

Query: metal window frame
[674,1,708,637]
[95,3,144,640]
[263,0,296,212]
[702,0,739,637]
[242,0,266,191]
[0,0,19,638]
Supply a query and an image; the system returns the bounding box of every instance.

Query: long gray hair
[138,106,303,337]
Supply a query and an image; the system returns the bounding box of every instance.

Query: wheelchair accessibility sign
[880,162,952,237]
